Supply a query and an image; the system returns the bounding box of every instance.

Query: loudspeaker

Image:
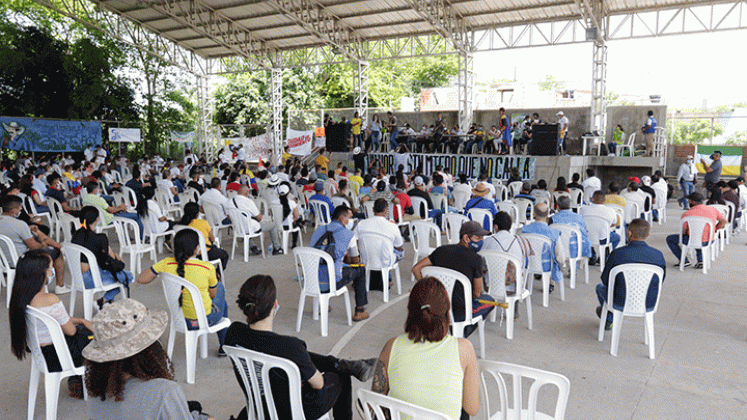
[325,123,348,152]
[529,124,559,156]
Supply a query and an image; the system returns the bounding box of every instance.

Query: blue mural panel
[0,117,102,152]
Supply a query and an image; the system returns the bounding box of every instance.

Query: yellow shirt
[152,257,217,319]
[349,175,364,195]
[315,155,329,171]
[189,219,213,246]
[282,152,292,163]
[605,194,627,207]
[351,117,362,135]
[62,172,76,182]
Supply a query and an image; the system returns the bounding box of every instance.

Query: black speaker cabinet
[529,123,559,156]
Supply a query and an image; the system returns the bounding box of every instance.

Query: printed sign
[1,116,101,152]
[171,131,195,143]
[287,128,314,156]
[365,153,535,181]
[109,127,141,143]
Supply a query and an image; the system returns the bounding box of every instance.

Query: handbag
[102,255,125,273]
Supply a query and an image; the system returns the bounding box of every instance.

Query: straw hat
[82,299,168,363]
[472,182,489,197]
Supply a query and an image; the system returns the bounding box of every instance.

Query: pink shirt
[682,204,723,242]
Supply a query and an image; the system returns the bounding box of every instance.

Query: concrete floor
[1,201,746,419]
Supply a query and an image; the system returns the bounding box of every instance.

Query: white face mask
[346,219,355,230]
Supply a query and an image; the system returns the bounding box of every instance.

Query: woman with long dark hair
[137,229,228,356]
[555,176,569,192]
[707,185,726,205]
[84,298,208,419]
[224,275,376,420]
[9,250,93,398]
[136,187,176,236]
[371,277,479,420]
[177,202,229,269]
[72,206,133,308]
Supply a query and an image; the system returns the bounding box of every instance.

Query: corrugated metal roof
[95,0,729,59]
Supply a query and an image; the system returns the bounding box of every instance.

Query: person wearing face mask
[310,205,370,321]
[412,221,494,337]
[521,203,565,290]
[677,154,697,209]
[44,172,78,213]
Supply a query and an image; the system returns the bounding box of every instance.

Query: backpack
[313,225,336,267]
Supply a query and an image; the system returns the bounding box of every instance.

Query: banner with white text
[365,153,535,181]
[170,130,195,143]
[109,127,141,143]
[287,128,314,156]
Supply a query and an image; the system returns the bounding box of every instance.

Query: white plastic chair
[453,189,471,212]
[421,266,486,359]
[605,204,626,245]
[410,196,432,222]
[294,247,352,337]
[444,213,469,244]
[569,188,583,213]
[144,211,174,254]
[362,201,375,218]
[23,195,54,230]
[495,201,520,232]
[617,131,636,157]
[202,202,230,246]
[479,250,532,339]
[623,201,640,225]
[173,225,224,281]
[224,345,331,420]
[270,204,303,254]
[121,186,138,212]
[479,360,570,420]
[512,197,534,225]
[521,233,564,308]
[63,242,126,321]
[584,215,614,273]
[310,199,332,227]
[357,389,450,420]
[112,216,156,275]
[0,234,19,308]
[583,186,596,205]
[387,203,410,231]
[708,204,729,251]
[640,194,653,223]
[679,216,715,274]
[225,207,266,261]
[156,187,182,218]
[467,208,493,233]
[507,181,523,199]
[410,220,442,281]
[552,191,570,211]
[25,306,88,420]
[654,189,667,224]
[58,213,78,244]
[45,197,63,241]
[330,196,349,209]
[93,206,117,237]
[358,232,402,303]
[550,223,590,288]
[597,263,665,359]
[495,184,508,202]
[160,272,231,384]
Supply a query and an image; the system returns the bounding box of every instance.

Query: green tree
[537,75,566,91]
[725,130,747,146]
[670,119,724,145]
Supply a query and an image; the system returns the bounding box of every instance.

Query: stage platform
[331,151,666,186]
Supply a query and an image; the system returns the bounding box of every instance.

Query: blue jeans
[607,142,617,155]
[389,129,399,150]
[35,204,50,214]
[82,269,133,302]
[353,134,362,147]
[186,281,228,346]
[370,131,380,151]
[666,234,708,263]
[679,181,694,208]
[115,211,143,238]
[596,284,621,323]
[463,140,483,154]
[429,209,443,229]
[172,179,185,193]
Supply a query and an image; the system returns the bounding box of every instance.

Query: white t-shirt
[580,204,617,227]
[170,167,181,179]
[84,148,94,162]
[582,177,601,192]
[354,215,404,267]
[147,200,170,233]
[198,188,228,219]
[558,116,570,134]
[483,230,524,263]
[227,195,261,233]
[157,179,175,196]
[620,189,646,214]
[237,148,247,162]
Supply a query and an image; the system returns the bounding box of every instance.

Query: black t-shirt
[428,244,484,322]
[187,180,204,194]
[640,186,655,210]
[45,188,67,204]
[407,188,434,212]
[71,228,109,266]
[224,322,317,418]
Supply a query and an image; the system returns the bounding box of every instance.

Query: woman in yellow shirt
[137,229,229,356]
[315,147,330,171]
[176,202,229,270]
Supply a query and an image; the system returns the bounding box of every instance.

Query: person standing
[557,111,569,153]
[351,111,362,148]
[701,150,722,194]
[677,155,697,209]
[642,110,657,157]
[386,111,399,151]
[497,107,510,154]
[369,115,381,152]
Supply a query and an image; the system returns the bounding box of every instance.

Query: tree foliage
[670,119,724,145]
[537,75,566,91]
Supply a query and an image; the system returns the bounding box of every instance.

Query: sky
[473,30,747,109]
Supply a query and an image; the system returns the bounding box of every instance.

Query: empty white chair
[225,207,265,261]
[452,189,471,212]
[156,188,182,218]
[25,306,88,420]
[357,389,450,420]
[358,232,402,303]
[444,213,469,244]
[421,266,486,359]
[224,345,331,420]
[479,250,532,339]
[310,199,332,227]
[112,216,156,275]
[479,360,571,420]
[550,223,590,288]
[45,197,64,241]
[507,181,523,199]
[0,234,18,308]
[161,272,231,384]
[584,214,614,273]
[63,242,126,321]
[294,247,352,337]
[569,188,583,212]
[597,263,665,359]
[617,131,636,157]
[521,233,564,307]
[512,197,534,225]
[623,201,640,225]
[654,188,667,224]
[678,216,715,274]
[410,196,432,222]
[410,220,442,281]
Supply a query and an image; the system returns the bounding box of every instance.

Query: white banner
[227,133,272,160]
[287,128,314,156]
[170,131,195,143]
[108,127,141,143]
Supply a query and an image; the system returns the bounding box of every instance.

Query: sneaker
[54,285,71,294]
[352,311,370,322]
[217,346,227,357]
[272,248,284,255]
[674,260,691,267]
[336,357,377,382]
[693,262,703,269]
[164,240,173,252]
[250,246,262,256]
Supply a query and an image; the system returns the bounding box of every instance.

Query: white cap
[277,184,290,196]
[556,111,564,116]
[353,147,361,154]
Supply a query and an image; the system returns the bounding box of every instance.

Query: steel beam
[403,0,471,53]
[457,50,474,132]
[271,67,284,165]
[355,61,370,127]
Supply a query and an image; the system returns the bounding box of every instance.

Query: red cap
[628,176,641,184]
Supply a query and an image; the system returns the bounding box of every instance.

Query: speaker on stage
[529,123,559,156]
[325,123,348,152]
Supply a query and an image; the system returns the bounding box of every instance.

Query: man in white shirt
[677,155,697,209]
[483,211,532,291]
[198,177,230,224]
[453,173,473,204]
[620,180,647,219]
[354,198,404,268]
[32,169,48,198]
[227,185,282,255]
[581,168,601,192]
[276,166,290,184]
[184,149,198,166]
[580,190,621,249]
[95,146,107,165]
[557,111,569,152]
[236,144,247,162]
[84,145,95,162]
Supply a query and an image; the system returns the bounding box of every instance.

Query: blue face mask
[469,239,483,253]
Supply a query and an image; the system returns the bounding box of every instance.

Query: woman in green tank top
[370,277,479,420]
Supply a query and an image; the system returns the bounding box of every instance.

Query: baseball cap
[556,111,564,116]
[313,180,324,191]
[413,176,424,186]
[459,220,490,238]
[628,176,641,184]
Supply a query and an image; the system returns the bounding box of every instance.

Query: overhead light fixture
[585,27,598,41]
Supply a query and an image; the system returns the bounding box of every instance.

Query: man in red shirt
[665,192,725,268]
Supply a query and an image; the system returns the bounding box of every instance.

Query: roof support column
[590,40,607,136]
[458,50,474,133]
[196,60,215,158]
[355,60,370,129]
[270,67,284,166]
